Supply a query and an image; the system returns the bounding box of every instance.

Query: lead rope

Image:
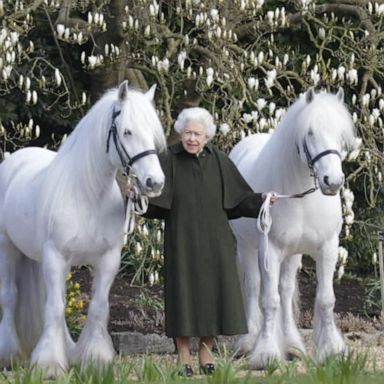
[123,176,149,244]
[257,186,318,272]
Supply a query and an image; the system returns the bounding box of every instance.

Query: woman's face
[181,121,209,155]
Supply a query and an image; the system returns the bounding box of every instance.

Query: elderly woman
[144,107,277,376]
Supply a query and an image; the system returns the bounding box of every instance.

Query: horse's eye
[123,129,132,136]
[308,129,314,137]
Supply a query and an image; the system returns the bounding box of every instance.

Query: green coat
[145,142,262,337]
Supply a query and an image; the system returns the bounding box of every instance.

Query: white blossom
[346,68,358,85]
[256,98,267,111]
[88,55,97,69]
[56,24,65,38]
[55,68,62,86]
[220,123,231,135]
[32,90,38,104]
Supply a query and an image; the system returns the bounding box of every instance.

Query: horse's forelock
[121,89,166,151]
[294,91,355,149]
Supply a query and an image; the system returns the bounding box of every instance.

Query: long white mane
[38,86,166,233]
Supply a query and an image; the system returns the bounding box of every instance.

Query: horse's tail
[15,255,45,356]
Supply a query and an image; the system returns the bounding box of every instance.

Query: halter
[106,108,157,175]
[302,139,341,181]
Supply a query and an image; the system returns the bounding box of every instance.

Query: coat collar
[170,141,214,155]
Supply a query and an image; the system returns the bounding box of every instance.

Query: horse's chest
[271,199,342,252]
[52,205,124,260]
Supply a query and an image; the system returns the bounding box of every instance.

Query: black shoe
[199,363,215,375]
[179,364,194,377]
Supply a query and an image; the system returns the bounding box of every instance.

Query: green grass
[1,351,384,383]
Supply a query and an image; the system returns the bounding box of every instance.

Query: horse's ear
[306,87,315,103]
[336,87,344,102]
[118,80,129,102]
[146,84,157,101]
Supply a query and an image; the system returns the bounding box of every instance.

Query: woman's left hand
[262,191,279,205]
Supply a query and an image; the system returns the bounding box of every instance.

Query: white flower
[32,90,38,104]
[338,246,348,264]
[372,252,377,265]
[372,108,380,120]
[220,123,231,135]
[35,124,40,139]
[242,113,253,124]
[269,102,276,114]
[57,24,65,38]
[256,98,267,110]
[344,212,354,225]
[265,69,276,89]
[337,264,345,280]
[259,117,267,130]
[247,77,256,90]
[257,51,264,64]
[206,75,213,87]
[337,65,345,81]
[206,67,214,77]
[210,9,219,21]
[55,68,62,86]
[310,69,320,85]
[177,50,187,70]
[361,93,370,107]
[346,69,358,85]
[318,27,325,40]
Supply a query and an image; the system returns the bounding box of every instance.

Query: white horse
[229,88,356,368]
[0,80,166,377]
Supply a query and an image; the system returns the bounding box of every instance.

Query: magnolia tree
[1,0,384,279]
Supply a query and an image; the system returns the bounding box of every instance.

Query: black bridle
[289,140,342,197]
[302,140,341,178]
[106,108,157,174]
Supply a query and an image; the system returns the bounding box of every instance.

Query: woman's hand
[262,191,279,205]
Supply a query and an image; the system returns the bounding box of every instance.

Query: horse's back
[0,147,55,252]
[0,147,54,184]
[229,133,271,183]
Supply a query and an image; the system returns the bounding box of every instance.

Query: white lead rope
[257,187,318,272]
[124,180,148,244]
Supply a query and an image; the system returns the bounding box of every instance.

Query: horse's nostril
[323,175,329,186]
[146,178,153,189]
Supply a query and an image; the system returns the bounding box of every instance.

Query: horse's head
[107,81,166,197]
[296,88,356,196]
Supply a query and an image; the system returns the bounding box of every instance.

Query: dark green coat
[145,142,262,337]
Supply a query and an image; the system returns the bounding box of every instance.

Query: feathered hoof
[233,333,257,357]
[0,341,23,369]
[248,350,281,371]
[30,359,68,380]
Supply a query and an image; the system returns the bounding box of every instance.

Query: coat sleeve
[214,149,263,220]
[141,149,173,220]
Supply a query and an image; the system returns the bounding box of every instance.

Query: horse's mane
[268,90,355,158]
[38,86,166,236]
[253,90,355,191]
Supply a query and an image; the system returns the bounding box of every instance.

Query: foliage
[1,1,384,279]
[65,272,86,338]
[1,351,384,383]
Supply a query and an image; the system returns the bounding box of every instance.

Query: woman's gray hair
[174,107,217,139]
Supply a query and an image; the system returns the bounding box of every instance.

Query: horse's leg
[73,246,120,369]
[279,254,306,357]
[0,234,23,366]
[30,242,69,378]
[234,237,261,355]
[312,236,346,361]
[249,240,284,369]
